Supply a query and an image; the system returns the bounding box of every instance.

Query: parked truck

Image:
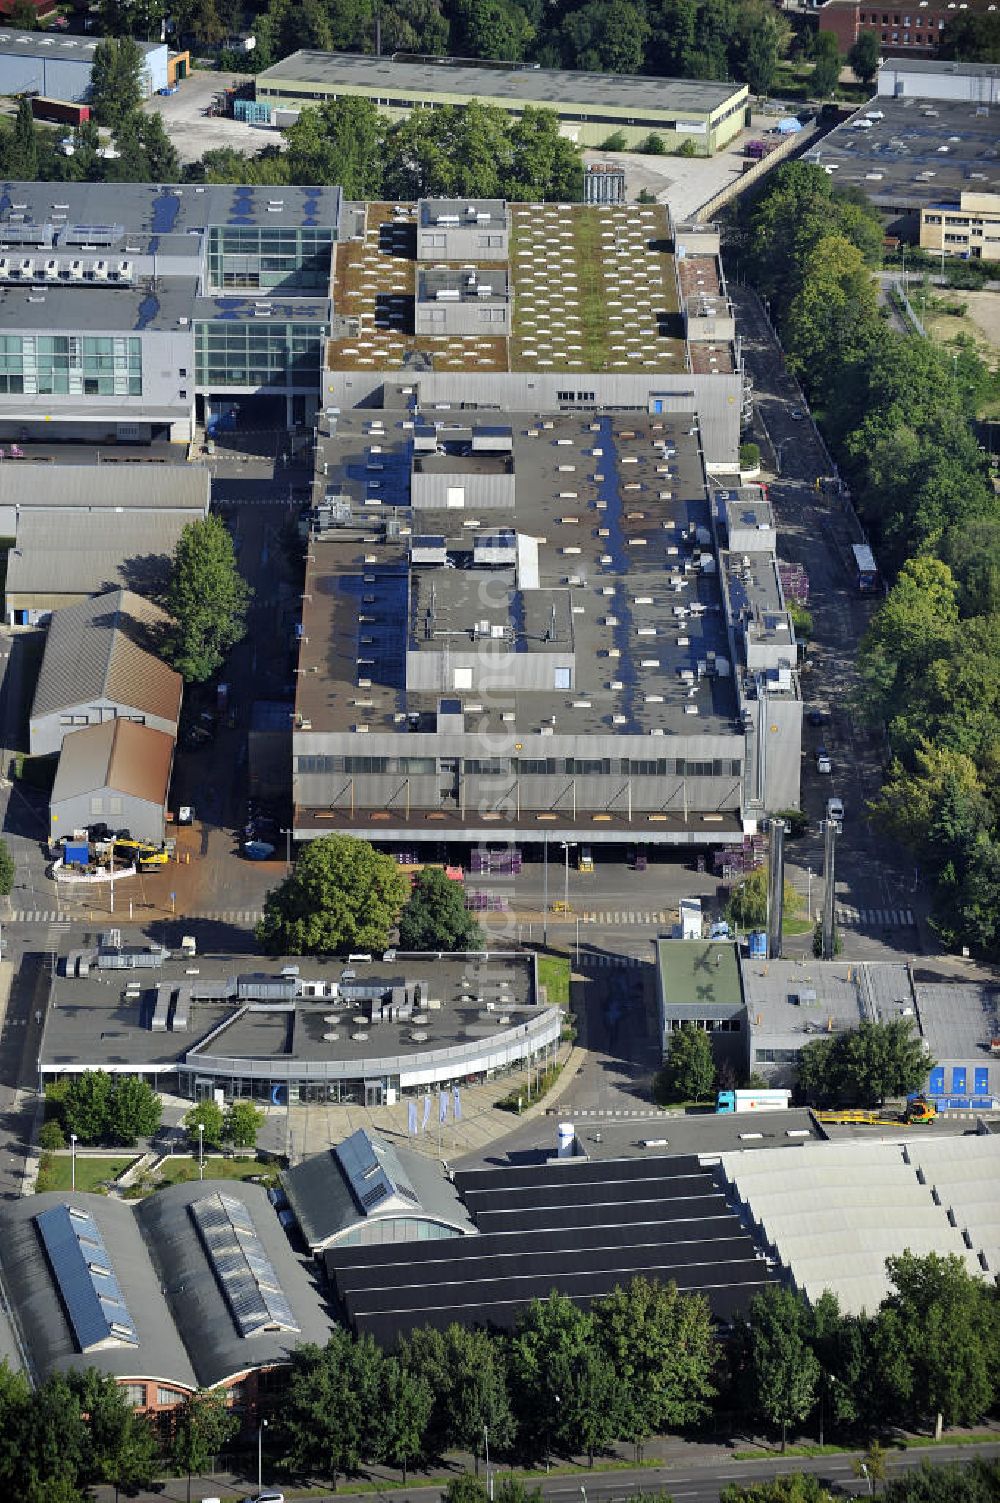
[716,1088,792,1113]
[675,896,703,939]
[30,97,91,127]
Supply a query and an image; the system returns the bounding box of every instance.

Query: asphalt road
[95,1436,1000,1503]
[730,283,923,959]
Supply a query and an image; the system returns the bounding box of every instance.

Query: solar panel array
[35,1202,139,1353]
[190,1192,300,1339]
[335,1128,421,1218]
[325,1154,774,1346]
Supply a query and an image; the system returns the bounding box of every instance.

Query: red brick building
[820,0,994,57]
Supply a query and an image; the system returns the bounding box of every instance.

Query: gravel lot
[143,67,281,164]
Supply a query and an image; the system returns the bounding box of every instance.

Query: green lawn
[36,1154,138,1194]
[538,954,571,1005]
[151,1155,279,1189]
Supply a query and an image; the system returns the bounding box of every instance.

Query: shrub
[600,130,628,151]
[639,133,666,154]
[39,1119,65,1151]
[740,441,761,469]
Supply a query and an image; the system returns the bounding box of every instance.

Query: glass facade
[0,334,141,396]
[206,226,333,293]
[195,320,325,389]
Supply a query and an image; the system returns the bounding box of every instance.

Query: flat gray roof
[417,266,510,304]
[879,58,1000,78]
[657,939,744,1014]
[40,948,538,1077]
[0,277,199,334]
[299,409,744,739]
[916,982,1000,1063]
[803,96,1000,210]
[741,958,915,1040]
[0,181,341,237]
[0,26,162,61]
[257,50,746,118]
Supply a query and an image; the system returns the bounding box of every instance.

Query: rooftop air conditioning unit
[92,259,109,280]
[43,258,59,280]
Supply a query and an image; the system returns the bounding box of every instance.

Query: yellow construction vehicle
[112,840,169,870]
[815,1096,937,1128]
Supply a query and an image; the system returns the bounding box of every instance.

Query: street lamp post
[70,1132,77,1191]
[258,1416,269,1492]
[484,1424,492,1502]
[542,831,549,946]
[197,1121,204,1181]
[281,828,292,871]
[860,1463,872,1497]
[562,840,571,914]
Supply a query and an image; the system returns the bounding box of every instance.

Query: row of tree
[656,1015,930,1110]
[741,162,1000,955]
[235,1256,1000,1482]
[256,834,484,955]
[4,1259,998,1495]
[43,1071,265,1151]
[0,1362,241,1503]
[192,96,584,201]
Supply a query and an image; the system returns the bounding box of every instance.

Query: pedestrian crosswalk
[581,911,672,927]
[5,909,265,925]
[836,906,915,929]
[566,1107,668,1118]
[200,911,264,925]
[8,911,72,923]
[576,952,646,969]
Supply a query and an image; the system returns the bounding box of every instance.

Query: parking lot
[142,67,275,163]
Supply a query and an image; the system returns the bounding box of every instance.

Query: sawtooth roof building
[0,1181,332,1420]
[255,51,749,153]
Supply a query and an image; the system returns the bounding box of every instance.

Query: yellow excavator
[815,1095,937,1128]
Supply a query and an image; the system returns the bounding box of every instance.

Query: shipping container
[30,97,91,127]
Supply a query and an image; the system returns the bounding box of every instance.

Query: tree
[171,1390,239,1503]
[848,28,881,85]
[39,1118,65,1150]
[747,1285,820,1452]
[8,0,38,27]
[381,1358,433,1484]
[559,0,649,73]
[594,1277,717,1461]
[509,1292,593,1460]
[165,516,252,684]
[108,113,181,183]
[105,1076,162,1145]
[810,32,842,97]
[940,11,1000,62]
[735,2,790,95]
[99,0,165,38]
[62,1070,112,1144]
[282,1333,370,1487]
[257,834,409,956]
[10,98,37,180]
[89,38,144,130]
[654,1025,715,1105]
[68,1370,158,1502]
[856,1440,888,1494]
[727,867,801,931]
[796,1019,931,1108]
[453,0,534,60]
[0,837,16,897]
[284,97,386,196]
[561,1341,619,1466]
[722,1478,836,1503]
[17,1372,89,1502]
[874,1252,1000,1437]
[444,1325,514,1470]
[184,1098,224,1151]
[398,869,484,952]
[224,1099,264,1148]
